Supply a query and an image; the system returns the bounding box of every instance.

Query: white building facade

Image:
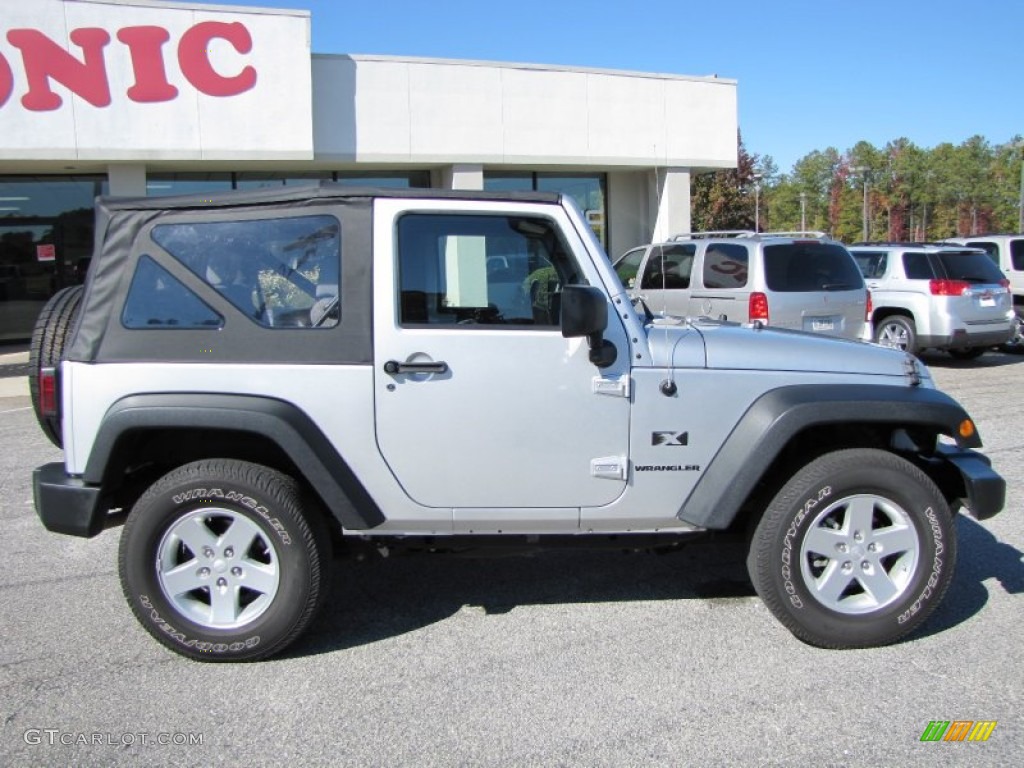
[0,0,737,338]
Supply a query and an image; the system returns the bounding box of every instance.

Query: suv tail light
[929,279,971,296]
[39,367,57,418]
[865,289,873,322]
[749,292,769,324]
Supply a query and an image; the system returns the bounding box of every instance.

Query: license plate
[810,318,835,332]
[979,296,996,307]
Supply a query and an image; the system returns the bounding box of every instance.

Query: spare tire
[28,285,84,447]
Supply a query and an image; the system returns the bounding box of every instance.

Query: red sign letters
[0,21,257,111]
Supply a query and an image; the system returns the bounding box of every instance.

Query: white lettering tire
[747,448,956,648]
[118,459,330,662]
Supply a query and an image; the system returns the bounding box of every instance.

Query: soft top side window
[151,215,341,329]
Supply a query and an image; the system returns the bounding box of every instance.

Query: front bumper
[33,462,105,538]
[934,445,1005,520]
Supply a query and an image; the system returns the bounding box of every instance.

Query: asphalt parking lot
[1,352,1021,767]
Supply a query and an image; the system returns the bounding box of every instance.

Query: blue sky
[182,0,1023,173]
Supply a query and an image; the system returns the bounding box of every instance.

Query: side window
[852,251,887,279]
[641,244,695,290]
[1009,240,1024,271]
[396,213,579,327]
[123,256,223,329]
[903,252,935,280]
[966,241,1000,266]
[151,215,341,328]
[702,243,749,289]
[613,248,646,289]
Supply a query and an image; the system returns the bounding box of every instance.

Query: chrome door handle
[383,360,448,375]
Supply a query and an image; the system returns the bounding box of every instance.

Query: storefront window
[146,173,233,197]
[484,172,607,246]
[234,172,334,190]
[334,171,430,188]
[0,175,106,341]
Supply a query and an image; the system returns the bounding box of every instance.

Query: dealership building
[0,0,738,339]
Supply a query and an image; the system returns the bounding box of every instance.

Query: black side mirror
[561,285,617,368]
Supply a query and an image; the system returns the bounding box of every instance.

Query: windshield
[937,250,1006,284]
[763,243,864,292]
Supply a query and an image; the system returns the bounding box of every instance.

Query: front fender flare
[677,384,980,529]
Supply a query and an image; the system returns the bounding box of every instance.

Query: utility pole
[753,173,763,232]
[799,191,807,232]
[851,166,869,241]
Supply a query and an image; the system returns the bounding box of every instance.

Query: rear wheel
[874,315,917,354]
[119,459,330,662]
[747,448,955,648]
[28,285,84,447]
[998,311,1024,354]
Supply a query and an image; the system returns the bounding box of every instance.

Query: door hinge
[591,456,627,480]
[592,375,630,398]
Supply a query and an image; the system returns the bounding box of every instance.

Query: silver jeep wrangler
[30,185,1004,661]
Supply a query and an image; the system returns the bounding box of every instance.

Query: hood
[647,318,927,381]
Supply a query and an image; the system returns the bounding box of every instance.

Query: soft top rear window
[937,250,1007,284]
[763,243,864,292]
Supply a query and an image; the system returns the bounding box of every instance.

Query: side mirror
[561,285,617,368]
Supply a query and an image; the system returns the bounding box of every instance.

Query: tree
[691,131,760,231]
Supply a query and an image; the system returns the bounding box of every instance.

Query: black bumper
[936,445,1005,521]
[33,462,105,538]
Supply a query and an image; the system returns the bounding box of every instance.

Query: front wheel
[747,449,956,648]
[119,459,330,662]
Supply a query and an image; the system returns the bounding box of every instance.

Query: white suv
[613,231,869,340]
[849,242,1013,359]
[941,234,1024,352]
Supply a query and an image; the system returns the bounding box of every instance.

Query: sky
[174,0,1023,173]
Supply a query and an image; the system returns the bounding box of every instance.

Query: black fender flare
[84,393,384,530]
[677,384,982,529]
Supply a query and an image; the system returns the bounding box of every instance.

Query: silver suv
[849,242,1013,359]
[941,234,1024,352]
[613,231,869,340]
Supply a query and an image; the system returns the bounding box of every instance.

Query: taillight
[1000,278,1010,289]
[749,292,769,324]
[929,279,970,296]
[865,289,873,322]
[39,367,57,418]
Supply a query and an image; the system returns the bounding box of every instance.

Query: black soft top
[69,184,565,365]
[97,182,561,212]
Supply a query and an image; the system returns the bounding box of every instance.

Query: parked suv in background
[849,242,1013,359]
[613,231,869,340]
[941,234,1024,352]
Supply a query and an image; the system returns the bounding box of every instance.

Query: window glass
[0,174,106,340]
[613,248,646,289]
[641,244,695,290]
[965,241,1000,265]
[937,251,1007,283]
[397,213,579,327]
[702,243,749,289]
[903,252,935,280]
[763,244,863,292]
[484,172,607,247]
[851,251,887,279]
[235,172,332,190]
[122,255,223,329]
[152,215,341,328]
[333,172,430,188]
[1010,239,1024,271]
[146,173,233,197]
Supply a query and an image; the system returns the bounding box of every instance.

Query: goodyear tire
[28,285,83,447]
[747,448,956,649]
[119,459,330,662]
